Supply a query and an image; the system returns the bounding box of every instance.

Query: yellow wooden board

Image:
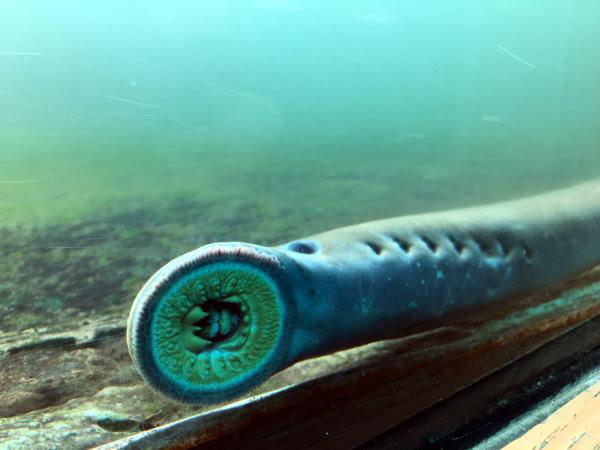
[504,376,600,450]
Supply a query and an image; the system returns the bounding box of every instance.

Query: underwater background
[1,1,600,448]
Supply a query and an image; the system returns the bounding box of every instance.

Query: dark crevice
[365,241,383,255]
[497,238,510,256]
[523,245,534,260]
[5,325,126,356]
[193,300,242,345]
[96,417,142,433]
[447,235,465,254]
[421,236,439,253]
[473,236,495,255]
[390,236,411,253]
[5,337,78,356]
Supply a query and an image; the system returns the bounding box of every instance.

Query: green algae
[500,281,600,328]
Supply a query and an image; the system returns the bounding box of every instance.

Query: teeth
[183,300,245,354]
[219,309,232,335]
[181,306,212,354]
[201,309,241,338]
[226,295,243,304]
[182,306,209,327]
[198,320,219,339]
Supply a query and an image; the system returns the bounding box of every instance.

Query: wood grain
[504,374,600,450]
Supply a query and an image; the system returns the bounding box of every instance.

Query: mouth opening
[193,300,243,346]
[181,298,247,354]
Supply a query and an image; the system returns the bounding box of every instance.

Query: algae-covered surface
[1,145,594,336]
[2,2,600,448]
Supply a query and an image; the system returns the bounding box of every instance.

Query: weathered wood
[504,372,600,449]
[98,266,600,450]
[360,314,600,448]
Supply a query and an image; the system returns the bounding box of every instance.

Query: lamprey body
[127,180,600,404]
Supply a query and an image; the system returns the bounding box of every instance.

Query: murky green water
[1,1,600,447]
[3,1,600,226]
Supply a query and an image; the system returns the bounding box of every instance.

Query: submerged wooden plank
[360,312,600,448]
[98,266,600,450]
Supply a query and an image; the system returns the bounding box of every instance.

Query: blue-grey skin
[272,179,600,364]
[128,180,600,402]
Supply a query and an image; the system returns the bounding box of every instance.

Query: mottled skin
[128,179,600,404]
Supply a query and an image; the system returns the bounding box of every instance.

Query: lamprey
[127,179,600,404]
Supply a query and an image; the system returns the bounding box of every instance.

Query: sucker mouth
[181,299,245,354]
[138,254,288,403]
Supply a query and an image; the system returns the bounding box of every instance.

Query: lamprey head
[127,244,295,404]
